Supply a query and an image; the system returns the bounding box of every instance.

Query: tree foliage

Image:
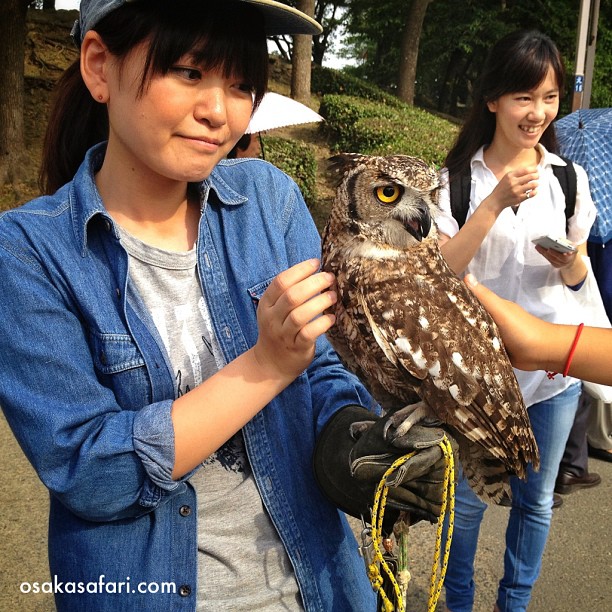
[268,0,351,65]
[339,0,611,118]
[312,0,352,65]
[588,1,612,108]
[342,0,409,89]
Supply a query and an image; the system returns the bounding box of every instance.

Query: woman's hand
[534,241,587,287]
[172,259,337,476]
[534,244,578,270]
[484,167,539,214]
[253,259,337,381]
[440,167,539,275]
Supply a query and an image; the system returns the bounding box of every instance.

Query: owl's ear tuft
[328,153,369,184]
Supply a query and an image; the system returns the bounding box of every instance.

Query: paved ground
[1,411,610,611]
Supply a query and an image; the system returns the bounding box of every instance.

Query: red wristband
[562,323,584,377]
[546,323,584,379]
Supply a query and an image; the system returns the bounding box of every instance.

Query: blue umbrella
[555,108,612,244]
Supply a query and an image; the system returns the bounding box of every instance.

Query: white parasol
[245,92,324,134]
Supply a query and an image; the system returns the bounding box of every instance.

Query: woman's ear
[486,99,498,113]
[80,31,111,103]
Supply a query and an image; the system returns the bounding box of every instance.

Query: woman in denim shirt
[0,1,381,610]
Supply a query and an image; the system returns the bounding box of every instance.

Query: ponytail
[39,60,108,195]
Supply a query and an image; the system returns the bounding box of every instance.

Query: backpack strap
[449,157,577,232]
[552,156,577,232]
[449,168,472,229]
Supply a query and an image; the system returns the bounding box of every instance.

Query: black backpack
[449,155,577,231]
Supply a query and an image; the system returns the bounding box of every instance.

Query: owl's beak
[401,201,431,242]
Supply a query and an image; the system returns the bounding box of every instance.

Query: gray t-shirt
[119,229,301,610]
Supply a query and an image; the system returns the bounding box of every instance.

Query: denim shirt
[0,144,376,611]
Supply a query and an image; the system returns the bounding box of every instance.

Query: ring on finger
[525,189,532,199]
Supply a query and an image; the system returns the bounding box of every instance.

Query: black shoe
[498,492,563,509]
[554,471,601,495]
[588,445,612,463]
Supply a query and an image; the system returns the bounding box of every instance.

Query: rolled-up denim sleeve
[133,399,198,493]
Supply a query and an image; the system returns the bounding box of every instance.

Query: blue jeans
[444,383,581,612]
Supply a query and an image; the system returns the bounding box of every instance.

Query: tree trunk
[291,0,315,104]
[437,48,465,115]
[0,0,29,185]
[397,0,432,105]
[312,0,341,67]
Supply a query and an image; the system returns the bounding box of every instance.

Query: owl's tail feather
[459,439,511,504]
[452,394,540,481]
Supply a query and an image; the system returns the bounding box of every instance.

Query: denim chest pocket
[89,331,152,410]
[247,277,274,305]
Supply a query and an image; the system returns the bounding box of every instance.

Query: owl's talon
[349,420,376,440]
[385,423,410,445]
[382,418,394,441]
[387,402,430,439]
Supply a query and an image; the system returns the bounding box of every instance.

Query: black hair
[227,133,253,159]
[445,30,566,177]
[40,0,268,194]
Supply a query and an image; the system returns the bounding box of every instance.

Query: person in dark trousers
[555,392,601,494]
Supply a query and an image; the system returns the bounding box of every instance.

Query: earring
[97,94,105,102]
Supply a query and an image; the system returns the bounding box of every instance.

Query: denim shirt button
[179,505,192,517]
[178,584,192,597]
[104,220,111,232]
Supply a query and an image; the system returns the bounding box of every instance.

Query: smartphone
[531,235,577,253]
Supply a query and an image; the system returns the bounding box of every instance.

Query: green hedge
[312,65,406,109]
[262,136,318,209]
[319,94,459,167]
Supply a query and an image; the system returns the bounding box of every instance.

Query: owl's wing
[354,249,539,478]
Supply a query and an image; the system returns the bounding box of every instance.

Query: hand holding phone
[531,235,577,254]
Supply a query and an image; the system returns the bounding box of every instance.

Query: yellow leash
[367,436,455,612]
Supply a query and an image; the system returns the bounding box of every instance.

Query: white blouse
[437,144,597,406]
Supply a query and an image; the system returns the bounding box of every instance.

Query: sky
[56,0,79,8]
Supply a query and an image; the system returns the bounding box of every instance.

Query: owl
[321,153,539,502]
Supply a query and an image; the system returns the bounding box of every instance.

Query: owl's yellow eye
[375,185,402,204]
